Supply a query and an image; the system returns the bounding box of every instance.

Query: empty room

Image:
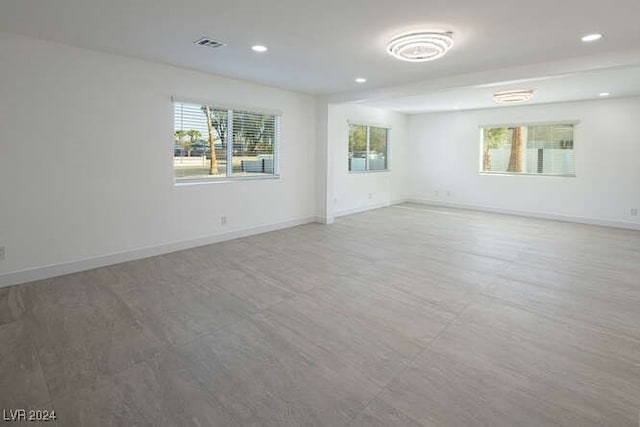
[1,0,639,425]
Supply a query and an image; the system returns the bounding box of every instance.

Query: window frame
[172,97,281,185]
[347,121,391,174]
[478,120,578,178]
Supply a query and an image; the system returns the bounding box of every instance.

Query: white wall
[408,97,640,228]
[327,104,409,217]
[0,33,317,285]
[5,33,635,287]
[314,99,331,223]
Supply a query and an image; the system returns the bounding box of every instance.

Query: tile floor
[1,204,639,426]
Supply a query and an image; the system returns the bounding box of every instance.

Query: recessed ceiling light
[387,32,454,62]
[251,45,268,53]
[599,92,611,97]
[355,77,367,83]
[581,33,602,42]
[493,89,535,104]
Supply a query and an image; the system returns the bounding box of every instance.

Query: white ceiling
[1,0,639,109]
[360,65,640,113]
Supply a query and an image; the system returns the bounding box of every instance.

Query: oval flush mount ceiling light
[251,45,268,52]
[355,77,367,83]
[387,32,454,62]
[581,33,602,42]
[493,89,535,104]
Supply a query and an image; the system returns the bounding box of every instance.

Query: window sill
[348,170,391,175]
[174,175,281,186]
[478,172,576,178]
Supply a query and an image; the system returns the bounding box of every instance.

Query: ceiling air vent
[193,37,226,49]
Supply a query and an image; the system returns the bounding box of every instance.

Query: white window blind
[173,102,280,180]
[480,123,575,176]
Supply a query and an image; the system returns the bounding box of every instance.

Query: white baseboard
[6,199,634,289]
[334,199,408,218]
[314,216,335,224]
[407,198,640,231]
[0,217,316,289]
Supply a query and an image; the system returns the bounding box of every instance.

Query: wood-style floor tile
[106,271,253,347]
[52,350,236,427]
[349,398,425,427]
[378,295,640,427]
[20,270,164,397]
[2,203,639,426]
[485,275,640,343]
[0,285,24,326]
[0,320,50,409]
[177,317,374,427]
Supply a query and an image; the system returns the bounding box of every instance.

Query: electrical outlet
[631,208,638,217]
[433,190,439,197]
[369,193,373,199]
[220,216,227,226]
[0,246,5,261]
[446,191,451,197]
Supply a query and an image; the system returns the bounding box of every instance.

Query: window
[348,123,388,172]
[173,101,280,181]
[480,123,575,176]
